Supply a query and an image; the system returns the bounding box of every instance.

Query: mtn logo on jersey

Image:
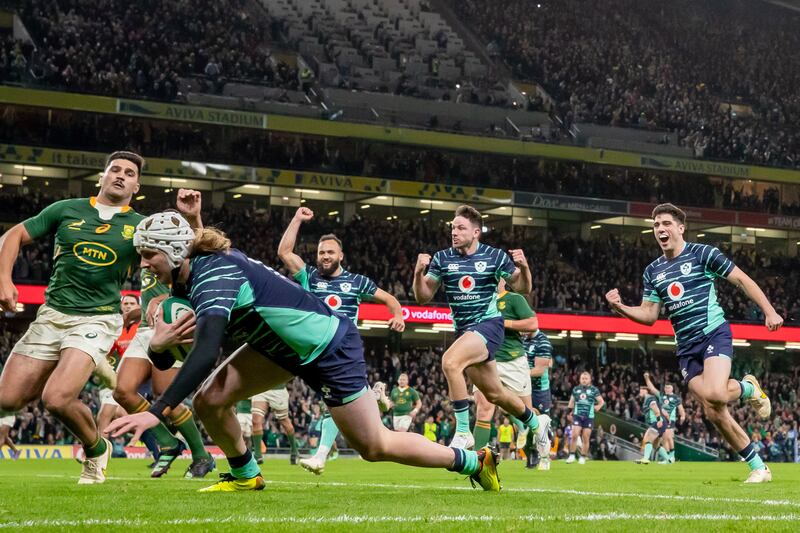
[325,294,342,310]
[680,262,692,276]
[667,282,685,301]
[458,275,475,292]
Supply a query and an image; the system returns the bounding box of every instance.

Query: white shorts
[0,415,15,427]
[12,304,122,366]
[496,357,532,396]
[252,388,289,419]
[120,327,182,368]
[99,387,118,407]
[393,415,413,432]
[237,412,253,436]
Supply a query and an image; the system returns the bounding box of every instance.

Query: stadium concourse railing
[3,84,800,184]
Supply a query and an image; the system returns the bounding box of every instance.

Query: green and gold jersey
[390,386,420,416]
[22,197,143,315]
[139,269,170,325]
[236,399,252,414]
[494,291,536,363]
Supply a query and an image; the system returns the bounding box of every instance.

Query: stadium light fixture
[164,188,171,193]
[159,177,187,183]
[786,343,800,350]
[697,233,706,238]
[328,211,339,216]
[481,226,489,233]
[376,195,388,200]
[414,328,440,334]
[765,345,786,351]
[233,193,242,199]
[135,195,146,201]
[481,214,489,219]
[420,209,430,214]
[361,204,371,209]
[294,188,320,194]
[590,225,601,230]
[14,165,43,171]
[386,216,393,220]
[745,227,765,232]
[641,229,650,234]
[21,176,27,181]
[243,184,261,189]
[282,196,289,201]
[732,339,750,347]
[644,218,654,223]
[655,340,676,346]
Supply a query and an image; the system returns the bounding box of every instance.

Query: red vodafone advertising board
[15,285,800,342]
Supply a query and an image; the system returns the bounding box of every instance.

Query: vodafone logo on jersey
[458,275,476,292]
[667,282,685,301]
[325,294,343,310]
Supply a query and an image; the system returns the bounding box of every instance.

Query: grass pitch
[0,458,798,531]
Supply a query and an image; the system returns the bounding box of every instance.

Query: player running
[644,372,685,463]
[565,372,604,465]
[524,329,554,470]
[96,294,141,434]
[278,207,405,475]
[635,387,668,464]
[250,387,298,465]
[606,203,781,483]
[112,193,215,479]
[0,151,146,484]
[414,205,549,450]
[106,212,502,492]
[386,373,421,432]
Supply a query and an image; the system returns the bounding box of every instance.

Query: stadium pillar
[211,191,225,209]
[789,240,798,258]
[342,202,356,223]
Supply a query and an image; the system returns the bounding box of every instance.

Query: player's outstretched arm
[605,288,661,326]
[0,224,33,312]
[412,253,439,304]
[176,189,203,229]
[643,372,660,396]
[372,288,406,332]
[278,207,313,276]
[508,249,532,295]
[726,267,784,331]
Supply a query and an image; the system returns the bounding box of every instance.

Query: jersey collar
[90,196,132,213]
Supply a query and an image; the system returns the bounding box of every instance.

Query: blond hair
[191,227,231,256]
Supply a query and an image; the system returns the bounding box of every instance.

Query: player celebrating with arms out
[635,386,668,464]
[278,206,405,474]
[413,205,549,450]
[0,151,145,484]
[565,372,604,465]
[644,371,685,464]
[605,203,781,483]
[107,212,502,492]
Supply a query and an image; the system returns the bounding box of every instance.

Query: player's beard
[454,235,474,252]
[317,258,341,277]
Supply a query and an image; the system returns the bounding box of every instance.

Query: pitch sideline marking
[31,474,800,509]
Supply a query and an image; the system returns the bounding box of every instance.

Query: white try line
[31,474,800,509]
[2,513,800,529]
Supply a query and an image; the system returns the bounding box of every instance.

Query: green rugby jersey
[571,385,601,418]
[390,386,420,416]
[294,264,378,323]
[494,291,535,363]
[22,197,143,315]
[139,268,170,316]
[642,394,661,424]
[660,393,682,422]
[525,330,553,391]
[426,243,515,330]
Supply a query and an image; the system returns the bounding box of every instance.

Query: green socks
[643,442,653,460]
[453,399,470,433]
[739,443,766,471]
[473,420,492,449]
[449,448,480,475]
[657,447,670,462]
[252,433,263,460]
[174,414,210,459]
[739,380,755,399]
[288,432,298,455]
[669,450,676,462]
[83,435,107,458]
[229,450,260,479]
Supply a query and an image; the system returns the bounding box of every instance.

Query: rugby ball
[158,296,194,361]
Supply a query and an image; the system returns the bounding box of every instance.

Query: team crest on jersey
[447,263,460,272]
[498,301,506,310]
[325,294,342,310]
[680,262,692,276]
[316,281,328,290]
[475,261,487,273]
[122,225,135,240]
[667,281,685,301]
[458,275,475,292]
[340,282,352,293]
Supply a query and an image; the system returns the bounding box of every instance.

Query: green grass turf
[0,458,798,532]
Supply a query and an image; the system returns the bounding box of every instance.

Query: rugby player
[278,207,405,475]
[524,329,554,470]
[635,386,667,464]
[0,151,145,484]
[106,212,501,492]
[644,371,685,463]
[413,205,548,450]
[565,372,604,465]
[386,373,421,432]
[250,387,297,465]
[606,203,780,483]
